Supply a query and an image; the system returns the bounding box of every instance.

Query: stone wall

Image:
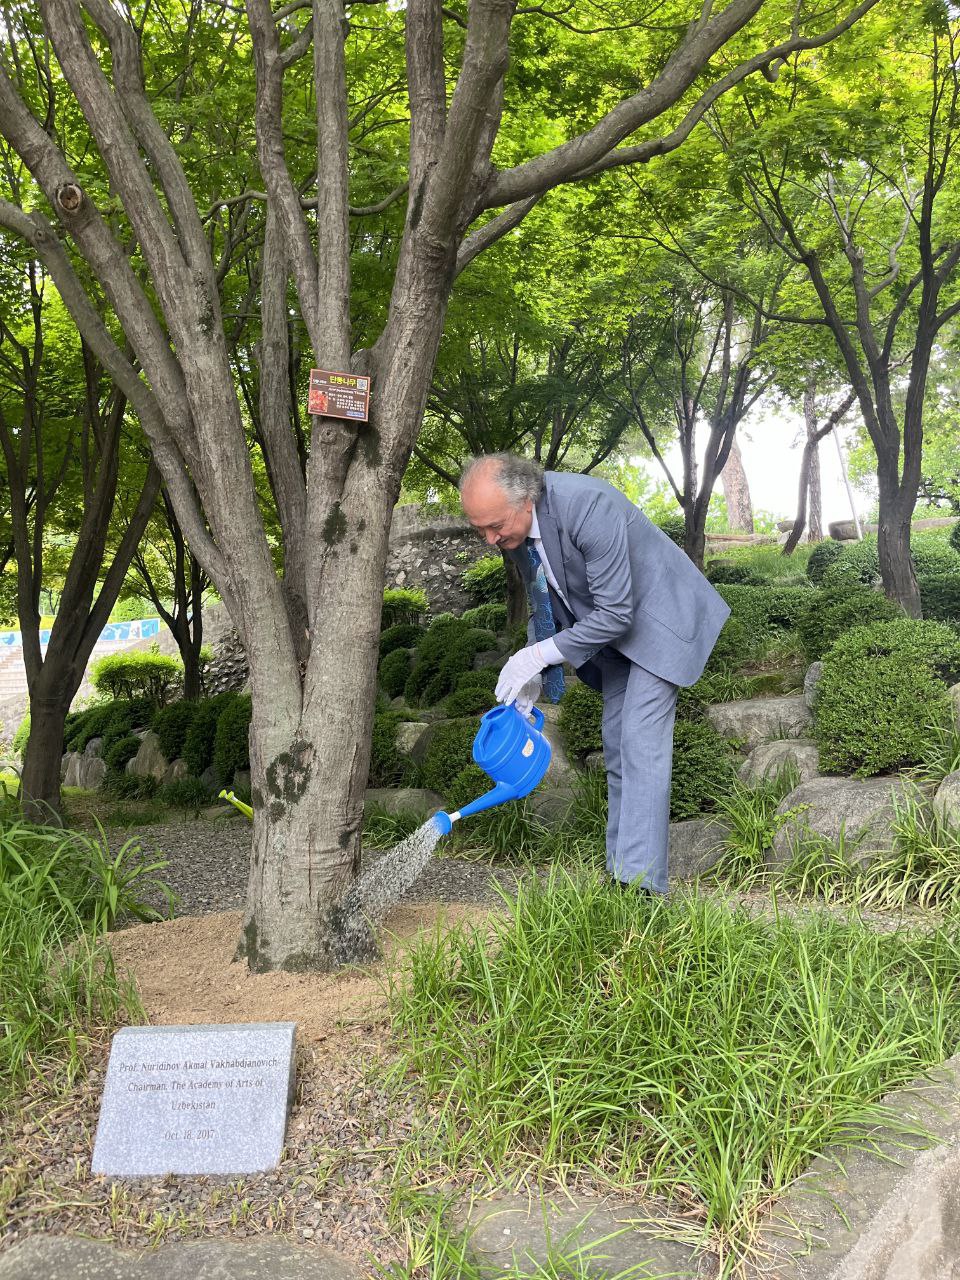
[203,505,489,695]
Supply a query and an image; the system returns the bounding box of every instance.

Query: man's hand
[515,675,542,718]
[496,644,547,706]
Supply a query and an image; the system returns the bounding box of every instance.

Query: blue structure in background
[0,617,160,649]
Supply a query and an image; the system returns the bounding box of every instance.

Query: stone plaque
[92,1022,296,1176]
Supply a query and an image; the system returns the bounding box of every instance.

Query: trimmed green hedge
[820,532,960,592]
[419,719,479,794]
[379,647,413,698]
[369,711,410,788]
[654,515,685,547]
[150,701,201,762]
[90,649,182,705]
[461,603,509,633]
[382,588,428,628]
[796,586,901,663]
[404,617,497,706]
[919,574,960,625]
[670,719,737,820]
[462,556,506,605]
[379,623,423,658]
[815,619,960,776]
[806,540,844,585]
[213,694,252,784]
[559,682,603,758]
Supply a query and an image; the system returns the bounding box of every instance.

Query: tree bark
[720,436,754,532]
[21,692,74,824]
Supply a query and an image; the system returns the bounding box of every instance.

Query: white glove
[496,644,547,706]
[515,675,542,718]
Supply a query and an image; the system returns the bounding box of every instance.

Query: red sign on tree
[308,369,371,421]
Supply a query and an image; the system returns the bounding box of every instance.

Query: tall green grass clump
[0,814,170,1099]
[391,869,960,1260]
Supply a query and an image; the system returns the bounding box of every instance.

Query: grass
[714,543,813,582]
[0,806,172,1101]
[388,867,960,1270]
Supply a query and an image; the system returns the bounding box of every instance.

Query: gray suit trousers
[594,650,678,893]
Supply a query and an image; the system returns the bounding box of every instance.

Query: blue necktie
[525,540,565,703]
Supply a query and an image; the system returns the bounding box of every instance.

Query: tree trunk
[504,553,527,627]
[720,437,754,532]
[21,683,78,822]
[877,501,920,618]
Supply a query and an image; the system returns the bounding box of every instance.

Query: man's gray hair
[459,453,544,506]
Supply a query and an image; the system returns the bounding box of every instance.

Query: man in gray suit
[459,453,730,894]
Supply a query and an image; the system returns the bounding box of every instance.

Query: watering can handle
[528,706,545,730]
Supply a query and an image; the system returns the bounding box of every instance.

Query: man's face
[461,475,533,550]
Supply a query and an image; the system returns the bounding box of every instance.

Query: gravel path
[109,815,531,920]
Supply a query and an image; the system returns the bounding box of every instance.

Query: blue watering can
[432,704,551,835]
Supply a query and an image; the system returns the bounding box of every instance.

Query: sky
[635,397,874,530]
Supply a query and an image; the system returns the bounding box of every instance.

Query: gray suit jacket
[512,472,730,689]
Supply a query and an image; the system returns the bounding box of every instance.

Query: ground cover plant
[390,868,960,1270]
[0,807,167,1103]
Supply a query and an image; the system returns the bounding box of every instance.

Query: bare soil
[0,902,494,1272]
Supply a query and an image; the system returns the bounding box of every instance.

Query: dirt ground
[1,903,496,1270]
[106,902,493,1041]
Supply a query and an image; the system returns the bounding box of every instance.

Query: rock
[0,1236,367,1279]
[739,739,821,785]
[363,786,444,817]
[526,783,575,827]
[455,1193,712,1280]
[584,750,605,771]
[473,649,504,671]
[777,519,796,533]
[395,721,431,757]
[706,694,812,749]
[233,768,251,791]
[126,730,169,780]
[163,758,189,784]
[828,519,862,541]
[770,775,931,866]
[79,755,107,790]
[200,764,218,790]
[803,661,823,710]
[669,817,730,879]
[61,751,82,787]
[949,683,960,733]
[84,735,104,757]
[933,770,960,830]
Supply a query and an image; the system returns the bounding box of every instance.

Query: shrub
[806,540,844,585]
[919,574,960,625]
[443,685,496,718]
[12,713,30,754]
[90,648,183,705]
[150,701,201,762]
[404,620,497,706]
[101,699,153,752]
[369,711,409,787]
[559,682,603,758]
[815,619,960,776]
[714,585,813,660]
[706,616,754,673]
[705,560,765,587]
[461,603,509,633]
[670,719,737,820]
[212,693,252,784]
[379,647,413,699]
[951,521,960,555]
[104,734,141,773]
[821,532,960,592]
[419,718,480,794]
[102,772,159,799]
[462,555,506,605]
[158,775,209,809]
[183,695,232,776]
[64,703,114,752]
[382,587,428,628]
[796,586,901,663]
[379,623,422,658]
[454,667,499,693]
[653,514,685,547]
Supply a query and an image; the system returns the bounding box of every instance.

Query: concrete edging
[746,1051,960,1279]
